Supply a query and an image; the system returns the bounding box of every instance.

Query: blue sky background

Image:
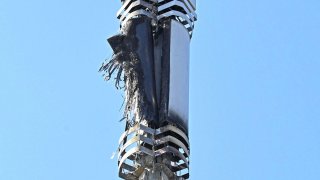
[1,0,320,179]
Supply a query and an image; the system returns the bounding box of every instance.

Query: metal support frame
[118,124,190,179]
[116,0,197,36]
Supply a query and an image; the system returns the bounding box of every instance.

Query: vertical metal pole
[100,1,197,179]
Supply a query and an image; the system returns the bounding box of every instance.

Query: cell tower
[100,0,197,179]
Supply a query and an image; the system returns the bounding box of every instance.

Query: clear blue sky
[1,0,320,179]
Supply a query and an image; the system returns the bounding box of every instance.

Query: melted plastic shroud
[100,16,158,127]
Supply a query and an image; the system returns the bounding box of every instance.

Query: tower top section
[116,0,197,37]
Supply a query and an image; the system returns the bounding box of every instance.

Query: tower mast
[100,1,197,179]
